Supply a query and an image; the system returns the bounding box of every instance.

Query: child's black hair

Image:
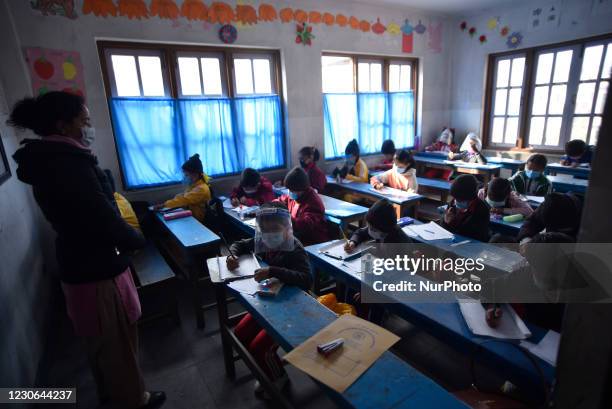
[487,178,511,202]
[182,154,204,175]
[450,174,479,201]
[565,139,587,157]
[540,192,583,235]
[298,146,320,162]
[241,167,261,187]
[345,139,360,157]
[381,139,396,155]
[394,149,415,169]
[366,199,397,233]
[527,153,547,168]
[7,91,85,137]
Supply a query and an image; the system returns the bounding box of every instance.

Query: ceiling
[360,0,531,16]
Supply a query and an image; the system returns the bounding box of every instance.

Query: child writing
[448,132,488,164]
[227,202,312,396]
[370,149,418,193]
[478,177,534,217]
[332,139,369,183]
[517,192,584,242]
[230,168,275,207]
[298,146,327,193]
[372,139,396,171]
[560,139,594,167]
[441,174,490,242]
[509,154,552,196]
[154,154,211,223]
[425,127,457,153]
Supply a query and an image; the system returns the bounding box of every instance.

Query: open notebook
[404,222,454,241]
[211,254,261,282]
[319,239,374,261]
[458,299,531,340]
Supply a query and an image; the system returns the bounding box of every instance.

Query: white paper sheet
[319,240,373,261]
[458,300,532,340]
[404,222,454,241]
[525,195,545,205]
[222,198,235,210]
[227,278,260,295]
[368,186,416,198]
[520,330,560,366]
[213,254,261,282]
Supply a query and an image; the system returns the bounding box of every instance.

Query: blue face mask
[288,191,300,200]
[486,197,506,208]
[525,169,541,179]
[455,200,470,209]
[181,176,192,186]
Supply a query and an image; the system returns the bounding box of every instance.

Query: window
[100,43,284,189]
[322,54,417,159]
[484,34,611,150]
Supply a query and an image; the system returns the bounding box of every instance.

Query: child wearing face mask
[370,149,418,193]
[332,139,369,183]
[155,154,211,223]
[275,167,329,246]
[227,202,312,397]
[372,139,396,171]
[230,168,274,207]
[298,146,327,193]
[448,132,488,164]
[560,139,594,168]
[509,154,552,196]
[441,174,490,242]
[478,177,533,218]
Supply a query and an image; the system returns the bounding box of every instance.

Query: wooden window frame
[482,32,612,152]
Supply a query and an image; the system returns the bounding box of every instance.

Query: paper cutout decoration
[479,34,487,44]
[258,4,277,21]
[487,17,499,30]
[82,0,117,17]
[31,0,77,19]
[118,0,148,19]
[295,22,314,46]
[387,22,401,35]
[208,2,235,23]
[335,14,348,27]
[25,47,86,99]
[427,22,442,54]
[150,0,179,20]
[309,11,322,24]
[500,25,510,36]
[236,4,257,24]
[219,24,237,43]
[359,20,371,32]
[294,9,308,23]
[279,7,293,22]
[372,18,386,34]
[468,27,476,36]
[460,21,467,31]
[528,3,560,31]
[322,12,334,26]
[414,20,426,34]
[180,0,208,20]
[506,31,523,49]
[349,16,360,29]
[401,20,413,53]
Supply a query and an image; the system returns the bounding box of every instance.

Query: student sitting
[560,139,594,167]
[276,167,330,246]
[227,202,312,397]
[478,177,533,217]
[509,154,552,196]
[299,146,327,193]
[332,139,369,183]
[441,174,490,242]
[425,127,457,153]
[154,154,211,223]
[447,132,487,164]
[104,169,141,231]
[517,192,584,242]
[372,139,396,171]
[231,168,274,207]
[370,149,418,193]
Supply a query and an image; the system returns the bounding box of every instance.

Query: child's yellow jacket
[164,176,211,223]
[114,192,141,231]
[345,158,369,183]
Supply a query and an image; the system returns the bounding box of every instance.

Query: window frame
[103,48,171,98]
[483,32,612,152]
[174,51,228,98]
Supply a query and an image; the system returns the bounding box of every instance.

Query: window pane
[253,59,272,94]
[504,117,519,144]
[553,50,573,83]
[548,84,566,115]
[595,81,609,114]
[496,59,510,88]
[544,117,562,146]
[581,45,604,81]
[370,63,382,92]
[571,117,590,141]
[400,65,411,90]
[491,117,505,143]
[510,57,525,87]
[111,55,140,96]
[535,53,554,85]
[201,58,222,95]
[358,63,370,92]
[507,88,522,116]
[532,86,549,115]
[575,82,596,114]
[529,117,545,145]
[178,57,202,96]
[322,56,353,92]
[602,44,612,79]
[138,56,164,96]
[234,58,254,94]
[590,116,602,145]
[494,89,508,115]
[389,64,400,92]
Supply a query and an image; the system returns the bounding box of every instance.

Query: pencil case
[502,214,523,223]
[397,216,414,226]
[163,209,193,220]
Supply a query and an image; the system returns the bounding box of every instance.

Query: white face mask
[243,187,258,195]
[368,226,387,240]
[394,164,407,174]
[81,127,95,147]
[262,232,285,249]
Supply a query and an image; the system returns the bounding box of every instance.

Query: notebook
[318,239,373,261]
[213,254,261,282]
[458,299,531,340]
[404,222,454,241]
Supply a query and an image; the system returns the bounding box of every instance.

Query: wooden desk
[413,155,502,183]
[545,163,590,178]
[548,175,588,194]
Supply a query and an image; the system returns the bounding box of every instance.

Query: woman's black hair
[299,146,320,162]
[345,139,360,157]
[381,139,396,155]
[7,91,85,137]
[487,177,511,202]
[241,167,261,187]
[450,174,479,201]
[394,149,415,169]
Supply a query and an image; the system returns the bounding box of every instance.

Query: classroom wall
[449,0,612,146]
[2,0,455,201]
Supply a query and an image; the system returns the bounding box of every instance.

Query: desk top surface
[326,176,424,205]
[546,163,591,176]
[156,213,220,249]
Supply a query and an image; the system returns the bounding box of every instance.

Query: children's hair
[450,174,479,201]
[394,149,415,169]
[182,154,203,175]
[7,91,85,137]
[284,166,310,190]
[258,202,289,231]
[381,139,396,155]
[366,199,397,233]
[298,146,320,162]
[241,168,261,187]
[487,178,511,202]
[540,192,583,235]
[527,153,547,168]
[345,139,360,157]
[565,139,587,157]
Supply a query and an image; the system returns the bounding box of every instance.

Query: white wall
[449,0,612,142]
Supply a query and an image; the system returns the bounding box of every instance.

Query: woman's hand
[226,255,239,270]
[230,198,240,207]
[344,240,357,253]
[254,267,270,282]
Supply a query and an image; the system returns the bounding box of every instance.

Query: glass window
[322,56,354,93]
[489,55,525,145]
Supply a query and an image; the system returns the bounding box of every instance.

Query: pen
[451,239,470,247]
[218,232,236,258]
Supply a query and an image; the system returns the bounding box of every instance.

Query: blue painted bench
[548,175,588,194]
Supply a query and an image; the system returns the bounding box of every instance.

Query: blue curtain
[388,91,415,149]
[233,95,284,170]
[358,93,389,155]
[110,98,182,188]
[323,93,358,159]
